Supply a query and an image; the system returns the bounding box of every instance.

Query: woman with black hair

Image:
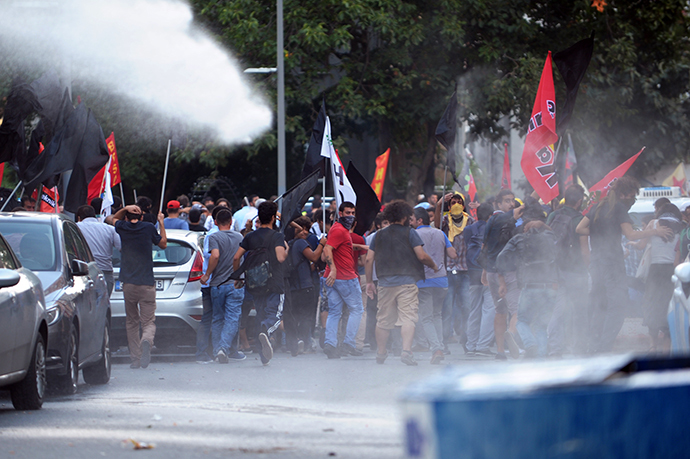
[576,177,672,353]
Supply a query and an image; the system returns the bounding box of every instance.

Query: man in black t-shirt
[112,205,167,369]
[233,201,288,365]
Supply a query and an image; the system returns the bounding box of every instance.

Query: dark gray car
[0,233,49,410]
[0,213,111,394]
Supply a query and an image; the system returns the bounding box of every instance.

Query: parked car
[110,229,204,352]
[0,233,49,410]
[628,186,690,227]
[0,213,112,394]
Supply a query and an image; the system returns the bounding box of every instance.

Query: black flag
[346,162,380,236]
[554,33,594,134]
[435,91,458,178]
[301,100,327,179]
[0,81,41,164]
[64,108,110,213]
[279,169,320,234]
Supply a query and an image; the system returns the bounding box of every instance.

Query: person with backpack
[576,177,672,354]
[545,185,588,356]
[497,204,558,358]
[322,201,365,359]
[284,216,327,356]
[199,209,246,363]
[481,189,525,360]
[463,203,495,356]
[232,201,288,365]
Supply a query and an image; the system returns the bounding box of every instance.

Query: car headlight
[46,306,61,325]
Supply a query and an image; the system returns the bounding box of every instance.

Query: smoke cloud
[0,0,272,144]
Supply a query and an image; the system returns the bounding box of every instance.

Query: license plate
[115,280,164,291]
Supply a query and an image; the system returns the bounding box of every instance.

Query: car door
[68,222,105,360]
[0,237,29,374]
[62,222,93,360]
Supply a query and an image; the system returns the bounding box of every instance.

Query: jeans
[547,272,588,355]
[211,283,245,355]
[325,278,364,348]
[516,287,556,357]
[195,288,213,360]
[253,292,284,338]
[418,287,447,352]
[466,284,495,351]
[443,271,470,344]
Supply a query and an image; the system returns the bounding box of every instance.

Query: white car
[110,229,205,353]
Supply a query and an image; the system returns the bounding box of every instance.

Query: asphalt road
[0,344,492,459]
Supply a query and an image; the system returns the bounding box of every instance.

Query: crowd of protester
[35,175,688,368]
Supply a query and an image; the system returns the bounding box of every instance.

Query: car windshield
[0,220,57,271]
[112,241,193,268]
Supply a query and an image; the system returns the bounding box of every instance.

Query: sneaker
[443,345,451,355]
[196,358,213,364]
[504,331,520,359]
[227,350,246,361]
[475,348,496,357]
[297,340,305,355]
[376,352,388,364]
[465,351,476,357]
[343,344,363,357]
[216,349,229,364]
[495,352,507,361]
[130,361,141,369]
[259,333,273,363]
[323,343,340,359]
[401,351,418,366]
[431,350,444,365]
[141,341,151,368]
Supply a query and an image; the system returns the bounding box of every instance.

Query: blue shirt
[416,225,451,289]
[163,217,189,230]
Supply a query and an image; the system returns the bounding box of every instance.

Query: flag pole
[119,182,126,206]
[0,181,22,212]
[441,165,448,218]
[159,139,172,214]
[322,170,326,233]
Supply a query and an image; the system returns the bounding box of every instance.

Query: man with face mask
[322,202,365,359]
[434,192,475,354]
[577,176,672,353]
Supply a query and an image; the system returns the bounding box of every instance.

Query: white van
[628,186,690,227]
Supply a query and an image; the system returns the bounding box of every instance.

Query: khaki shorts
[376,284,419,330]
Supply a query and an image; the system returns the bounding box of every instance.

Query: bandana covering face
[447,203,469,242]
[340,215,356,230]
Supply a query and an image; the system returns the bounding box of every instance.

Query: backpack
[242,231,274,293]
[548,209,581,267]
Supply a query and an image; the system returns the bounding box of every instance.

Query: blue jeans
[325,278,364,348]
[195,288,213,360]
[443,271,470,344]
[516,287,556,357]
[211,283,245,355]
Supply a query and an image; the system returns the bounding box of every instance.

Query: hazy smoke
[0,0,272,144]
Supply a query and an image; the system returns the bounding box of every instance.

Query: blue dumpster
[401,355,690,459]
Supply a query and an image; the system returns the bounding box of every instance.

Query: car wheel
[83,320,111,385]
[10,334,47,410]
[53,324,79,394]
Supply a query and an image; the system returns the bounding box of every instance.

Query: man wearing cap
[164,200,189,230]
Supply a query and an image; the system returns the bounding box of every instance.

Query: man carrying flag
[521,52,559,204]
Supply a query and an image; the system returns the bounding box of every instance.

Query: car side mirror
[71,259,89,276]
[0,269,20,288]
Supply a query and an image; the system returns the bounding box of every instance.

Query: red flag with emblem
[586,147,644,210]
[370,149,389,201]
[521,52,559,203]
[88,132,121,203]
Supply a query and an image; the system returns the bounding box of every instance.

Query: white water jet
[0,0,272,144]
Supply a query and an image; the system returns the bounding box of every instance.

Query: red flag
[88,132,120,203]
[520,52,559,203]
[31,186,59,213]
[588,147,644,205]
[467,171,478,219]
[0,163,4,187]
[501,143,511,189]
[370,148,390,201]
